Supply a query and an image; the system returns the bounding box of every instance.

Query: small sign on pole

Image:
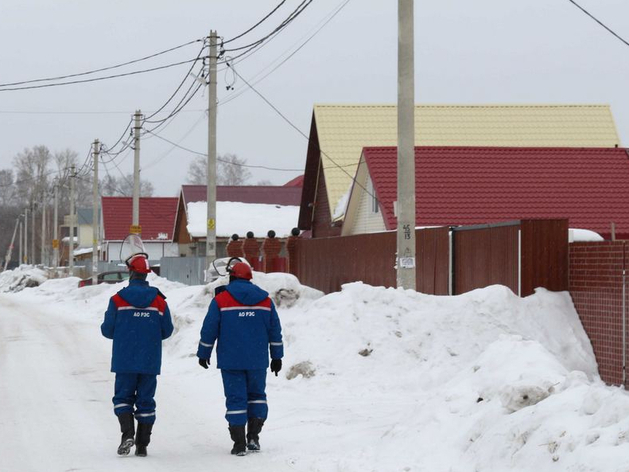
[52,239,59,249]
[130,225,142,235]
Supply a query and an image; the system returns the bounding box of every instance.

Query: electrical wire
[143,129,303,172]
[225,62,378,200]
[223,1,288,45]
[143,43,208,121]
[0,58,200,92]
[567,0,629,48]
[0,39,203,88]
[220,0,352,107]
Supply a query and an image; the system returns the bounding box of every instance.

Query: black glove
[199,358,209,369]
[270,359,282,377]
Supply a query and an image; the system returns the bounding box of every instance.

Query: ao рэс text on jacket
[197,279,283,370]
[101,279,174,375]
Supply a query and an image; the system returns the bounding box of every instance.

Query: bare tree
[0,169,16,207]
[256,179,273,186]
[100,173,153,197]
[13,145,53,207]
[186,153,252,186]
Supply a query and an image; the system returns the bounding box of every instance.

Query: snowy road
[0,291,305,472]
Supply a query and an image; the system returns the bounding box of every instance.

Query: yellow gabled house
[298,104,621,238]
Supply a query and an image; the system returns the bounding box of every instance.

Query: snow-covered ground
[1,267,629,471]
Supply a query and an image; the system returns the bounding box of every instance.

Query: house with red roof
[340,146,629,240]
[173,184,302,257]
[101,197,179,262]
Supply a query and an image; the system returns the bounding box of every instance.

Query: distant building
[101,197,179,262]
[173,185,301,257]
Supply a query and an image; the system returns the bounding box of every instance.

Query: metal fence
[159,256,206,286]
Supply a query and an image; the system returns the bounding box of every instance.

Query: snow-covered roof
[186,201,299,239]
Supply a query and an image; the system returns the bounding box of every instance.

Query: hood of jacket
[226,279,269,305]
[117,279,159,308]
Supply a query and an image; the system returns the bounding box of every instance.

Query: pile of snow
[570,228,605,242]
[0,265,48,293]
[6,270,629,471]
[187,201,299,238]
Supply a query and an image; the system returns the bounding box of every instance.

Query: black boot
[246,417,265,451]
[116,412,135,456]
[228,424,247,456]
[135,422,153,457]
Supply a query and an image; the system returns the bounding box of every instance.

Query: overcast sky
[1,0,628,197]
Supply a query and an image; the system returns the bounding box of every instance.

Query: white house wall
[344,169,386,236]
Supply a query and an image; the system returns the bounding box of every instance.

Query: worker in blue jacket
[197,262,283,456]
[101,253,174,457]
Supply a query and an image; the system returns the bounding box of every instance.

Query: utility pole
[69,165,76,274]
[31,201,35,265]
[53,181,59,268]
[3,217,20,271]
[131,110,142,235]
[24,207,28,264]
[92,140,100,285]
[206,31,218,273]
[41,192,46,265]
[396,0,416,290]
[18,219,23,266]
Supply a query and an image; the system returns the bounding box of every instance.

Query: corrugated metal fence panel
[295,232,396,294]
[416,227,450,295]
[295,228,449,295]
[520,219,569,296]
[159,256,206,285]
[453,223,519,295]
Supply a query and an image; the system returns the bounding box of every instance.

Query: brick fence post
[243,231,261,271]
[286,227,300,275]
[262,230,282,273]
[226,234,244,259]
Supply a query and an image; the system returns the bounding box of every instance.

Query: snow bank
[0,265,48,293]
[6,270,629,471]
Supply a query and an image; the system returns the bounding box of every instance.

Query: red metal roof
[181,185,302,206]
[362,147,629,239]
[283,175,304,187]
[102,197,179,241]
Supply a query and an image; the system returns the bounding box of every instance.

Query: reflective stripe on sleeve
[226,410,248,415]
[270,342,283,346]
[248,400,267,404]
[220,306,271,312]
[199,341,213,348]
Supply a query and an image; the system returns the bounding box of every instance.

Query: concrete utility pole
[18,220,23,266]
[3,217,20,271]
[396,0,416,290]
[92,140,100,285]
[206,31,218,272]
[31,201,35,265]
[24,207,28,264]
[53,182,59,268]
[69,165,76,274]
[132,110,142,235]
[41,192,46,265]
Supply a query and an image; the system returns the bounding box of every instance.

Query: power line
[223,1,288,45]
[220,0,352,107]
[568,0,629,48]
[226,62,378,200]
[143,129,303,172]
[0,39,203,88]
[0,58,201,92]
